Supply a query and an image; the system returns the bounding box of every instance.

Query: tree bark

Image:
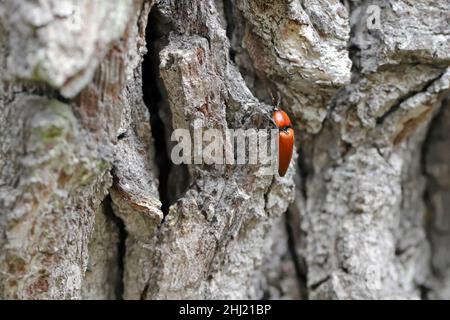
[0,0,449,299]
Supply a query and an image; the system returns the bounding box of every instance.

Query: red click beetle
[271,94,294,177]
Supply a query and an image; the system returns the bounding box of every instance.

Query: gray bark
[0,0,449,300]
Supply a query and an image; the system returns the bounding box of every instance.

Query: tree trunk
[0,0,449,300]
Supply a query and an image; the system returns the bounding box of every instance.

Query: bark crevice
[106,196,127,300]
[142,6,172,217]
[285,209,308,300]
[421,94,450,299]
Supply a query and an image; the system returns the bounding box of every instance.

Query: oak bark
[0,0,449,299]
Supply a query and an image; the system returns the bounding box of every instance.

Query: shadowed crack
[102,195,126,300]
[285,209,309,299]
[376,70,445,125]
[142,6,191,219]
[142,7,172,217]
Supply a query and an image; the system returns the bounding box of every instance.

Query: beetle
[270,93,294,177]
[273,108,294,177]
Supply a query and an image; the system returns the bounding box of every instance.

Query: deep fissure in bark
[422,125,435,281]
[103,194,126,300]
[285,209,308,299]
[222,0,236,62]
[142,7,172,216]
[421,94,450,299]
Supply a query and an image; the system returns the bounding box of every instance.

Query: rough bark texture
[0,0,449,300]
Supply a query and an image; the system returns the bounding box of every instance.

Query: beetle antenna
[268,90,279,111]
[276,92,281,108]
[269,90,276,106]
